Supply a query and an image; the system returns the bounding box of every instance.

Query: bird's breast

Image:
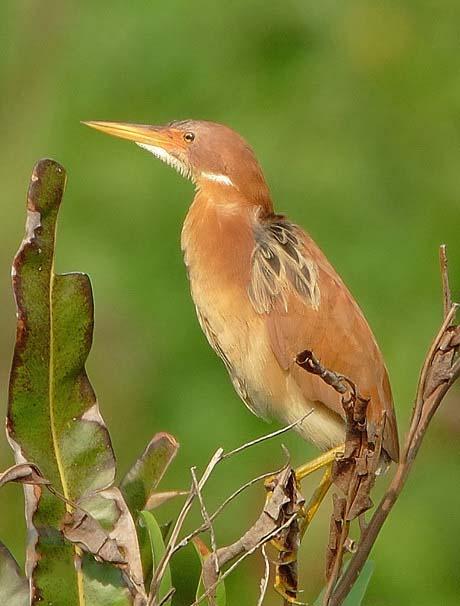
[181,198,277,418]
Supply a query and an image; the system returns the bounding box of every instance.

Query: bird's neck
[181,186,272,285]
[194,165,274,214]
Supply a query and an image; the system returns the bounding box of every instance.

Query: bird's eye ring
[184,132,195,142]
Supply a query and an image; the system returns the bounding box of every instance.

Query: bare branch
[150,418,305,604]
[293,246,460,606]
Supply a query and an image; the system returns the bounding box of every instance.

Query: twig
[222,411,313,460]
[191,467,219,580]
[174,460,289,554]
[257,545,270,606]
[148,448,223,604]
[157,587,175,606]
[294,247,459,606]
[151,417,305,603]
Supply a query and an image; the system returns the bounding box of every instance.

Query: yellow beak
[82,121,184,152]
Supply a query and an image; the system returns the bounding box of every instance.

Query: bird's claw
[274,575,307,605]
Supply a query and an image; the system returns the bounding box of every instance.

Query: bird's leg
[295,444,345,482]
[300,464,333,535]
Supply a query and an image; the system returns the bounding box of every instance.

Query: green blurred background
[1,1,459,604]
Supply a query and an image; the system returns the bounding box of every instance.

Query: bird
[84,119,399,462]
[84,119,399,600]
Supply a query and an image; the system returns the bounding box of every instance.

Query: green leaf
[342,560,374,606]
[7,159,134,604]
[79,556,132,606]
[121,433,178,589]
[313,560,374,606]
[139,510,172,603]
[0,542,28,606]
[121,432,179,515]
[193,537,226,606]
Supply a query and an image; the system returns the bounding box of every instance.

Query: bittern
[84,119,399,598]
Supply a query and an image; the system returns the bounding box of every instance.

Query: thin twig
[257,545,270,606]
[149,448,223,604]
[222,411,313,460]
[174,460,289,555]
[149,414,315,604]
[191,467,219,578]
[157,587,175,606]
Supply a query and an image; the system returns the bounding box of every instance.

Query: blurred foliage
[0,1,459,604]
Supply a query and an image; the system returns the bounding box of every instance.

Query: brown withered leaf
[450,326,460,348]
[326,495,346,580]
[272,466,305,602]
[62,509,126,565]
[0,463,49,489]
[78,486,146,597]
[423,331,457,398]
[145,490,188,511]
[199,465,303,603]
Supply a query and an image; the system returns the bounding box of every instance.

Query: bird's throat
[181,191,258,290]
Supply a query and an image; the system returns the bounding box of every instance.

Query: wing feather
[248,216,399,462]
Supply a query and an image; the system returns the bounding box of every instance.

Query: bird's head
[83,119,272,206]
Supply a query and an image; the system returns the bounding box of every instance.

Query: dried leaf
[0,463,49,488]
[450,326,460,348]
[78,487,146,601]
[326,495,346,580]
[145,490,188,511]
[62,509,126,564]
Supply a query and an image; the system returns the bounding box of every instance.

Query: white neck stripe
[201,172,235,187]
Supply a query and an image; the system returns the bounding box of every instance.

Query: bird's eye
[184,132,195,142]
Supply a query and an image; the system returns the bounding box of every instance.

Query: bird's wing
[248,215,399,462]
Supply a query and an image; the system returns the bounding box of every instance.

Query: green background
[1,2,459,604]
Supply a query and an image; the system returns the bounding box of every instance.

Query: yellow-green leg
[295,444,344,482]
[301,464,334,533]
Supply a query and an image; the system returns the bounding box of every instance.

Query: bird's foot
[273,567,307,605]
